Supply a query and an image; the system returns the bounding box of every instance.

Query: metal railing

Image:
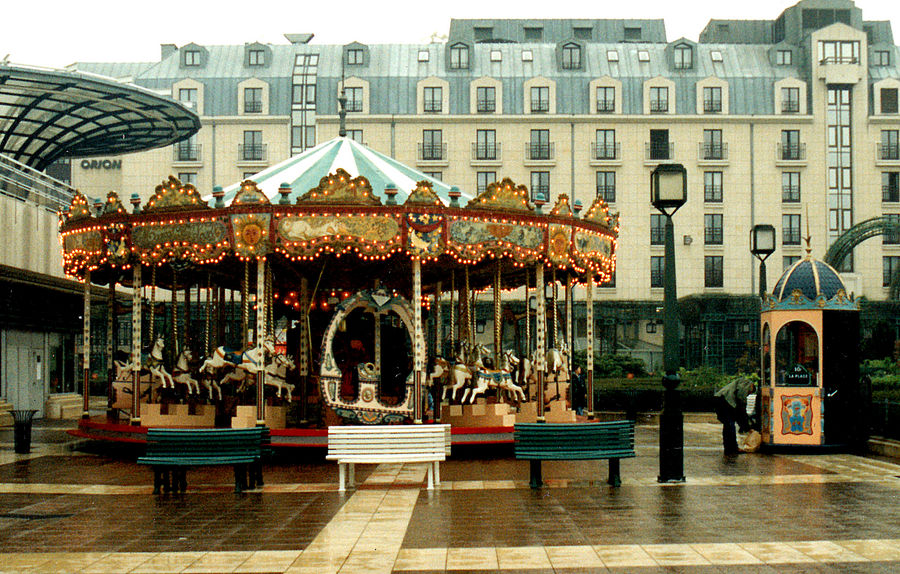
[591,142,620,160]
[596,100,615,113]
[703,99,722,113]
[244,100,263,113]
[783,185,801,202]
[418,142,447,161]
[883,185,900,202]
[783,228,802,245]
[531,100,550,113]
[239,144,267,162]
[704,185,723,202]
[472,142,500,161]
[650,227,665,245]
[649,99,668,113]
[345,100,363,112]
[700,142,727,161]
[477,99,496,113]
[782,99,800,113]
[526,142,554,161]
[174,144,201,162]
[596,185,616,201]
[705,227,723,245]
[423,99,442,113]
[820,56,858,65]
[645,142,673,161]
[778,143,806,161]
[0,153,75,212]
[878,143,900,161]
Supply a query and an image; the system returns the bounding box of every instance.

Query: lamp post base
[658,373,685,483]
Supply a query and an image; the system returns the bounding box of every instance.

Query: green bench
[514,421,635,488]
[137,427,268,494]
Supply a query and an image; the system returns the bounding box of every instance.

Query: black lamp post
[750,224,777,298]
[651,163,687,483]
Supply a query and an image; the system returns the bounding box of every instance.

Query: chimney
[161,44,178,60]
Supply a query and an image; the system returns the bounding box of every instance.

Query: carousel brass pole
[449,270,456,355]
[172,270,179,356]
[565,273,573,374]
[82,270,91,419]
[493,262,502,368]
[184,282,192,350]
[465,267,473,350]
[256,257,267,426]
[242,260,249,349]
[412,258,424,424]
[586,272,595,419]
[525,268,530,357]
[536,264,546,423]
[204,275,211,355]
[149,267,156,344]
[107,279,116,415]
[551,268,558,349]
[299,276,309,422]
[132,265,142,425]
[434,280,442,422]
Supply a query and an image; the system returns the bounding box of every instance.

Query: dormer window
[184,50,201,67]
[522,50,534,62]
[607,50,619,62]
[490,50,502,62]
[562,43,581,70]
[776,50,792,65]
[819,41,859,64]
[418,50,430,62]
[248,49,265,66]
[624,27,642,41]
[524,27,543,41]
[638,50,650,62]
[711,51,723,63]
[873,50,891,67]
[347,48,364,65]
[674,44,693,69]
[449,43,469,69]
[573,27,592,41]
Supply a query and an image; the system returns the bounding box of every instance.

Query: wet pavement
[0,419,898,573]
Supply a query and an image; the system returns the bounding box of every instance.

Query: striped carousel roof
[214,136,472,206]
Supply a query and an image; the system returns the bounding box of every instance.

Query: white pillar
[82,271,91,418]
[256,257,266,425]
[132,266,142,425]
[536,265,546,422]
[413,258,424,423]
[586,273,595,418]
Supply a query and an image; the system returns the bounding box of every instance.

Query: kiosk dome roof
[772,257,846,302]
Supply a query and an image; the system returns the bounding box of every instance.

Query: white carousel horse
[200,339,270,389]
[264,352,296,399]
[463,349,527,404]
[506,351,533,399]
[120,338,175,390]
[442,343,489,403]
[171,349,201,396]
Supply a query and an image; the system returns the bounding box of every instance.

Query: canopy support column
[565,274,573,375]
[434,280,442,421]
[132,266,142,425]
[299,276,309,423]
[82,271,91,419]
[586,273,594,418]
[536,265,546,423]
[107,280,116,415]
[256,257,267,425]
[525,269,530,358]
[413,258,424,424]
[450,271,456,357]
[493,263,502,367]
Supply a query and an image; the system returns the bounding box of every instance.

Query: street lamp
[650,163,687,483]
[750,224,777,298]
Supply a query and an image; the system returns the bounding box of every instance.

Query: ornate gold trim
[295,168,381,206]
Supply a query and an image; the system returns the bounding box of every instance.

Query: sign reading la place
[80,159,121,170]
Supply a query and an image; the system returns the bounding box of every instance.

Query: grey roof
[448,19,667,43]
[699,20,774,44]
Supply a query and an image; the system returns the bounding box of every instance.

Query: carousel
[62,135,617,446]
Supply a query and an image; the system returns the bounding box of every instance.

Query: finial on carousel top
[550,194,574,218]
[804,204,812,258]
[212,185,225,208]
[384,182,399,205]
[100,191,127,217]
[278,182,292,205]
[232,179,271,206]
[145,175,210,212]
[130,193,142,214]
[448,186,461,208]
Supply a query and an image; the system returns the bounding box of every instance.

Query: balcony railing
[174,144,201,163]
[783,185,801,202]
[596,185,616,201]
[596,100,615,113]
[472,142,501,161]
[705,228,723,245]
[244,100,263,113]
[649,99,668,113]
[531,100,550,113]
[418,142,447,161]
[778,143,806,161]
[782,99,800,113]
[883,185,900,202]
[703,99,722,113]
[650,228,665,245]
[239,144,267,162]
[699,142,727,161]
[704,185,723,202]
[783,230,802,245]
[531,185,550,202]
[820,56,859,65]
[526,142,554,161]
[345,100,363,112]
[591,142,620,161]
[477,99,496,113]
[423,99,442,113]
[645,142,674,161]
[878,143,900,161]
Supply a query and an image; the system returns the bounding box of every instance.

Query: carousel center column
[131,265,142,425]
[82,270,92,419]
[586,272,594,418]
[413,257,424,424]
[536,264,546,423]
[256,257,267,426]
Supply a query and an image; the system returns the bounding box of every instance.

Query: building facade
[68,0,900,359]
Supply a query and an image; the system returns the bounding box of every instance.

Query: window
[476,171,496,193]
[882,130,900,160]
[178,172,197,185]
[711,50,723,63]
[783,214,801,245]
[705,256,724,288]
[776,50,792,65]
[294,54,319,66]
[884,256,900,287]
[704,171,723,202]
[184,50,201,66]
[474,27,493,42]
[783,172,801,202]
[344,87,363,112]
[649,86,668,113]
[625,27,642,41]
[818,40,859,64]
[476,86,496,113]
[242,130,263,161]
[531,86,549,113]
[347,48,364,65]
[597,86,615,113]
[346,129,363,144]
[421,129,443,161]
[782,87,800,113]
[248,49,265,66]
[650,214,665,245]
[596,171,615,202]
[594,129,616,160]
[781,130,802,160]
[524,27,543,41]
[244,87,263,113]
[562,43,581,69]
[884,172,900,202]
[530,171,550,202]
[178,88,197,109]
[607,50,619,62]
[873,50,891,67]
[674,44,693,69]
[423,86,442,113]
[704,214,723,245]
[291,125,316,151]
[883,214,900,245]
[650,256,665,288]
[882,88,899,114]
[784,255,800,270]
[176,135,199,161]
[649,129,670,160]
[450,44,469,69]
[490,50,502,62]
[702,129,723,160]
[293,84,316,105]
[637,50,650,62]
[573,27,592,40]
[243,172,257,180]
[522,50,534,62]
[423,171,442,181]
[475,129,497,160]
[703,86,722,113]
[418,50,429,62]
[529,129,551,160]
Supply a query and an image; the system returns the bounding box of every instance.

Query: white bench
[326,425,451,492]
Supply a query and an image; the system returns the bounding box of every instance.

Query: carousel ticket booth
[760,256,863,448]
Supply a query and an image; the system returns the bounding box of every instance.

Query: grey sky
[3,0,899,69]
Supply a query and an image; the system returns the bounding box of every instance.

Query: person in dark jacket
[570,365,587,416]
[715,377,756,454]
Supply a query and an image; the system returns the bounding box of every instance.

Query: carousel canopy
[212,137,473,206]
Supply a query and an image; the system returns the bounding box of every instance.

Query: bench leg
[433,461,441,487]
[254,460,264,488]
[348,463,355,489]
[608,459,621,487]
[426,464,434,490]
[338,463,346,493]
[529,460,543,488]
[152,468,164,494]
[176,469,187,493]
[233,464,246,494]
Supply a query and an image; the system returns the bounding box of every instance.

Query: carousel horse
[200,339,270,389]
[463,348,527,404]
[171,349,201,396]
[119,337,175,390]
[505,350,533,400]
[264,352,296,399]
[527,347,570,402]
